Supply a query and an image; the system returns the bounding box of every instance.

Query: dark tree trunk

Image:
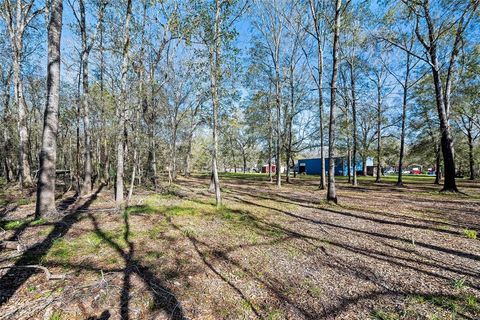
[375,83,382,183]
[327,0,342,203]
[268,102,273,182]
[275,68,282,188]
[434,142,441,184]
[397,53,410,187]
[468,131,474,180]
[347,149,351,183]
[286,117,293,183]
[243,151,247,173]
[2,71,12,183]
[419,2,461,192]
[309,0,326,190]
[431,68,457,191]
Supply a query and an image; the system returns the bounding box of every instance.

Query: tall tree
[0,0,43,187]
[209,0,222,206]
[253,0,285,188]
[115,0,132,208]
[0,58,13,183]
[35,0,63,218]
[327,0,349,203]
[369,62,388,183]
[399,0,479,192]
[72,0,107,195]
[308,0,327,189]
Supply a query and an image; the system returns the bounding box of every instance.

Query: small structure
[297,157,373,176]
[261,164,276,173]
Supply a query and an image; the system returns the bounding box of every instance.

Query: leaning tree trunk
[327,0,342,203]
[35,0,63,218]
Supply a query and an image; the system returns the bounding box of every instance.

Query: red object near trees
[262,165,276,173]
[410,168,422,174]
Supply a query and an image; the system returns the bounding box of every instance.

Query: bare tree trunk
[418,1,463,192]
[347,149,351,183]
[286,62,294,184]
[79,0,92,195]
[467,130,474,180]
[349,62,358,186]
[209,0,222,207]
[1,70,12,183]
[171,126,178,181]
[0,1,46,187]
[268,100,273,182]
[35,0,63,218]
[327,0,342,203]
[396,54,410,186]
[375,83,382,183]
[185,128,193,176]
[231,147,237,173]
[243,150,247,173]
[98,23,108,186]
[434,143,441,184]
[286,117,293,183]
[431,69,457,191]
[127,110,139,203]
[309,0,326,190]
[13,43,32,187]
[75,61,81,194]
[275,66,282,188]
[115,0,132,208]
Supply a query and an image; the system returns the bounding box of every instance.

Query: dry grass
[0,174,479,319]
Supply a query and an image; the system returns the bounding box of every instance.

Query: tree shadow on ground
[0,186,102,305]
[86,208,186,320]
[166,218,321,319]
[221,191,480,263]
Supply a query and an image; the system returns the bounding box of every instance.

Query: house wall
[298,157,372,176]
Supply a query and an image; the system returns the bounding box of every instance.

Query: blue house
[297,157,374,176]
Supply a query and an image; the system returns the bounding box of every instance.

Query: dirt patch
[1,175,479,319]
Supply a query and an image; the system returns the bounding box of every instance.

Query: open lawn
[0,174,479,319]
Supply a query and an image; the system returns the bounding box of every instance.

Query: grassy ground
[0,173,479,319]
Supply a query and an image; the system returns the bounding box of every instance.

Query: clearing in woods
[0,174,479,319]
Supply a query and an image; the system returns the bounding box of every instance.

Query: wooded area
[0,0,479,319]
